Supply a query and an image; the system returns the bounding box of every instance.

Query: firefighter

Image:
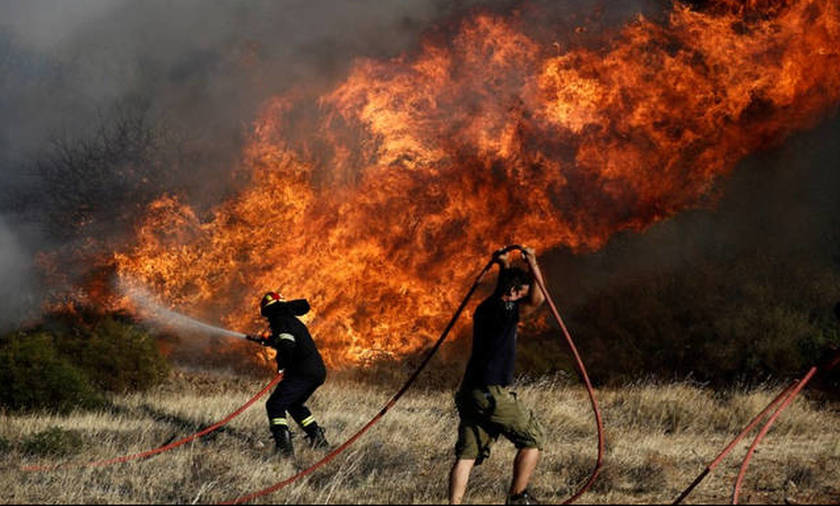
[449,246,546,505]
[246,291,329,457]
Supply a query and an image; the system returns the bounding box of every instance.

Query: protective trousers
[266,374,322,431]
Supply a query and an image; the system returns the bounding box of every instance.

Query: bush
[555,252,840,386]
[0,331,104,413]
[22,427,83,457]
[0,309,170,412]
[75,317,170,393]
[48,309,170,393]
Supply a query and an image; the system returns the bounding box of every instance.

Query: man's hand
[492,248,512,268]
[521,246,537,266]
[521,246,541,278]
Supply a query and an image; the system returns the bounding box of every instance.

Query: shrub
[77,316,170,393]
[22,427,83,457]
[47,309,170,393]
[0,331,104,413]
[0,309,170,412]
[558,252,840,386]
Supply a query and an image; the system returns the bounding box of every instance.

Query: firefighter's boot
[303,423,329,449]
[270,425,294,458]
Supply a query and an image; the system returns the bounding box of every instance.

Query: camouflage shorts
[454,385,544,464]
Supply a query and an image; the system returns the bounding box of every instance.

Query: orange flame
[113,0,840,366]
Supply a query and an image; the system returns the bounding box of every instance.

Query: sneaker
[506,489,539,505]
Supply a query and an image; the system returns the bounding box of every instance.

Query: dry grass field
[1,368,838,504]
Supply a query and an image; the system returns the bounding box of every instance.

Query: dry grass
[1,370,838,504]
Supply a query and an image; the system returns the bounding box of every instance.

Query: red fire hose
[672,380,799,504]
[675,348,840,504]
[22,372,283,472]
[527,249,605,504]
[731,366,818,504]
[220,245,604,504]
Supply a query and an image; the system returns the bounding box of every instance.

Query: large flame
[113,0,840,366]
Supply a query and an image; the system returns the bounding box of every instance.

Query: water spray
[117,278,248,339]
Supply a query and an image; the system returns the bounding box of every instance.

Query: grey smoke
[0,215,37,331]
[541,115,840,308]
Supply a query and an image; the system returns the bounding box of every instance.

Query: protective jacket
[260,299,327,381]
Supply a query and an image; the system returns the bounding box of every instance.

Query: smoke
[543,112,840,309]
[4,0,503,212]
[0,215,38,331]
[0,0,660,195]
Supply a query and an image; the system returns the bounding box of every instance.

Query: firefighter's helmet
[260,291,285,316]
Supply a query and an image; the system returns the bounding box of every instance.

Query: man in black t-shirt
[449,247,546,505]
[246,291,329,457]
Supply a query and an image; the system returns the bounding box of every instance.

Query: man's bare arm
[520,246,545,317]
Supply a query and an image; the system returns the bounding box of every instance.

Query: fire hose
[731,366,817,504]
[220,245,605,504]
[675,349,840,504]
[527,248,605,504]
[672,380,799,504]
[21,372,283,472]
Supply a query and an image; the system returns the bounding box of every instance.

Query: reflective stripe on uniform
[270,417,288,426]
[300,415,315,427]
[277,332,296,342]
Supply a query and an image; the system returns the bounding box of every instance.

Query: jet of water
[118,278,247,339]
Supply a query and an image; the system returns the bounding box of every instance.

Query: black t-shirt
[461,295,520,388]
[265,300,327,382]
